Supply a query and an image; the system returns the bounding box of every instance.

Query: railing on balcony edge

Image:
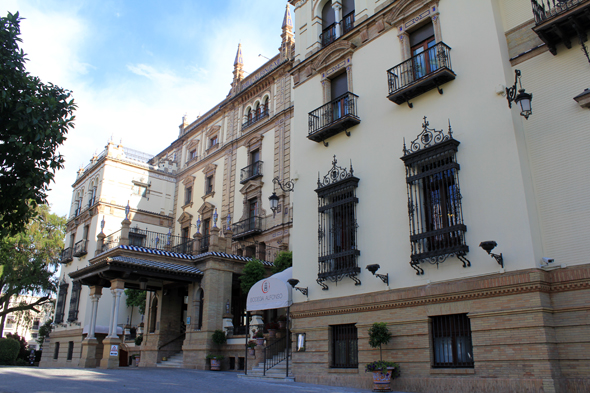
[129,227,194,255]
[87,196,96,209]
[240,161,263,183]
[232,217,263,238]
[73,239,88,257]
[320,23,338,47]
[387,42,454,103]
[531,0,588,25]
[102,230,122,253]
[242,108,269,130]
[60,247,73,263]
[308,92,359,138]
[342,11,355,34]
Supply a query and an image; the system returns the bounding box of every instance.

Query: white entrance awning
[246,267,292,311]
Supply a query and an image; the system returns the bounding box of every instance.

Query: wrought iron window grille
[431,314,474,368]
[315,156,361,290]
[331,324,358,368]
[54,282,69,324]
[401,117,470,275]
[67,281,82,322]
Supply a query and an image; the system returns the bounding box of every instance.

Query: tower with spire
[231,43,245,96]
[281,4,295,62]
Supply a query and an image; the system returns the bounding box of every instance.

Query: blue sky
[3,0,292,217]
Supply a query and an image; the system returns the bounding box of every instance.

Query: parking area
[0,367,411,393]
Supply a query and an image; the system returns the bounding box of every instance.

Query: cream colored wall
[260,129,276,218]
[290,0,541,302]
[497,0,534,32]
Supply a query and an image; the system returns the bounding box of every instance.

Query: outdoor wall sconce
[506,69,533,120]
[479,241,504,268]
[287,278,308,297]
[366,264,389,285]
[269,176,296,213]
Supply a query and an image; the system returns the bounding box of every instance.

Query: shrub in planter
[366,322,398,392]
[247,340,257,349]
[135,334,143,346]
[0,338,20,365]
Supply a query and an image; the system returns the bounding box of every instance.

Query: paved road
[0,367,410,393]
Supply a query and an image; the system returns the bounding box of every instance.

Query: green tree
[36,318,52,348]
[239,259,265,294]
[125,289,146,325]
[271,251,292,274]
[0,204,66,336]
[0,12,76,237]
[368,322,392,362]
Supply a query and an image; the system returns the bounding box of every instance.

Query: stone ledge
[430,368,475,375]
[327,368,359,374]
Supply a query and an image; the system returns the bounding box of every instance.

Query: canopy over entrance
[246,267,292,311]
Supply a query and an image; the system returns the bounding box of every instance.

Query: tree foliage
[0,337,20,365]
[5,332,27,360]
[271,251,292,274]
[239,259,265,294]
[124,289,146,315]
[0,12,76,236]
[0,204,66,331]
[36,318,52,348]
[368,322,392,361]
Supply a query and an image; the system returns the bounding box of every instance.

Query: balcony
[59,247,73,263]
[240,161,263,184]
[342,11,355,34]
[170,239,195,254]
[308,92,360,144]
[73,240,88,257]
[242,108,269,130]
[232,217,263,240]
[320,23,338,47]
[531,0,590,55]
[87,196,96,208]
[387,42,455,106]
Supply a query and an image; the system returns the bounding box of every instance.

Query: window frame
[54,282,69,324]
[431,314,474,369]
[331,323,358,369]
[67,281,82,322]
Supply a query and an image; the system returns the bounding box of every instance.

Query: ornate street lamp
[506,69,533,120]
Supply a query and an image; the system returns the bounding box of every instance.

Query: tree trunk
[0,297,9,337]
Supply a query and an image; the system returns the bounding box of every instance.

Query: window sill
[430,368,475,375]
[328,368,359,374]
[202,191,215,201]
[182,202,193,210]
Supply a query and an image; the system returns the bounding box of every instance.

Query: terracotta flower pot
[371,367,395,392]
[210,358,221,371]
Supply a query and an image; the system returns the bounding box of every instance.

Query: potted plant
[247,340,256,356]
[266,322,279,338]
[254,330,265,346]
[277,314,287,329]
[208,329,227,371]
[365,322,399,392]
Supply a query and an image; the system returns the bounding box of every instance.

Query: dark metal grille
[308,92,359,138]
[67,341,74,361]
[316,156,360,288]
[59,247,73,264]
[73,240,88,257]
[401,118,469,275]
[531,0,589,24]
[240,161,263,183]
[231,239,280,263]
[320,23,338,47]
[232,217,263,239]
[332,324,358,368]
[342,11,355,34]
[431,314,474,368]
[54,283,68,324]
[387,42,453,95]
[67,281,81,322]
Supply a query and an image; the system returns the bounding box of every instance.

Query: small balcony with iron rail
[242,108,269,130]
[531,0,590,55]
[59,247,73,263]
[73,240,88,257]
[319,11,355,48]
[240,161,263,184]
[232,217,263,241]
[387,42,455,107]
[308,92,360,145]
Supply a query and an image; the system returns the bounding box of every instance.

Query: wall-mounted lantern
[366,264,389,285]
[287,278,308,297]
[479,241,504,268]
[506,70,533,120]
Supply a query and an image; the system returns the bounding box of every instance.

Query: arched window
[321,1,337,47]
[253,102,260,119]
[149,296,158,333]
[262,96,269,115]
[247,107,253,122]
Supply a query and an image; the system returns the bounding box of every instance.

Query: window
[332,324,358,368]
[32,319,40,330]
[250,149,260,175]
[6,317,14,329]
[190,149,197,160]
[330,72,349,120]
[431,314,474,368]
[401,118,469,275]
[132,184,147,197]
[321,2,337,47]
[32,333,38,339]
[53,342,60,360]
[410,22,437,80]
[209,135,218,148]
[129,228,146,247]
[185,186,192,205]
[67,341,74,361]
[88,185,97,207]
[205,175,214,195]
[54,282,69,324]
[342,0,355,34]
[315,157,360,288]
[67,281,81,322]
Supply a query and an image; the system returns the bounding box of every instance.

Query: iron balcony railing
[342,11,355,34]
[73,240,88,257]
[231,239,281,262]
[320,22,338,47]
[387,42,453,96]
[308,92,360,141]
[129,227,193,254]
[102,229,121,253]
[59,247,73,263]
[199,235,210,254]
[531,0,588,24]
[240,161,263,183]
[242,108,269,130]
[232,217,263,239]
[170,239,194,254]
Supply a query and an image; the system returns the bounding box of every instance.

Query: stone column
[80,286,103,368]
[332,2,342,38]
[209,227,220,252]
[100,279,125,369]
[95,232,106,256]
[120,218,131,246]
[222,229,233,253]
[193,232,202,254]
